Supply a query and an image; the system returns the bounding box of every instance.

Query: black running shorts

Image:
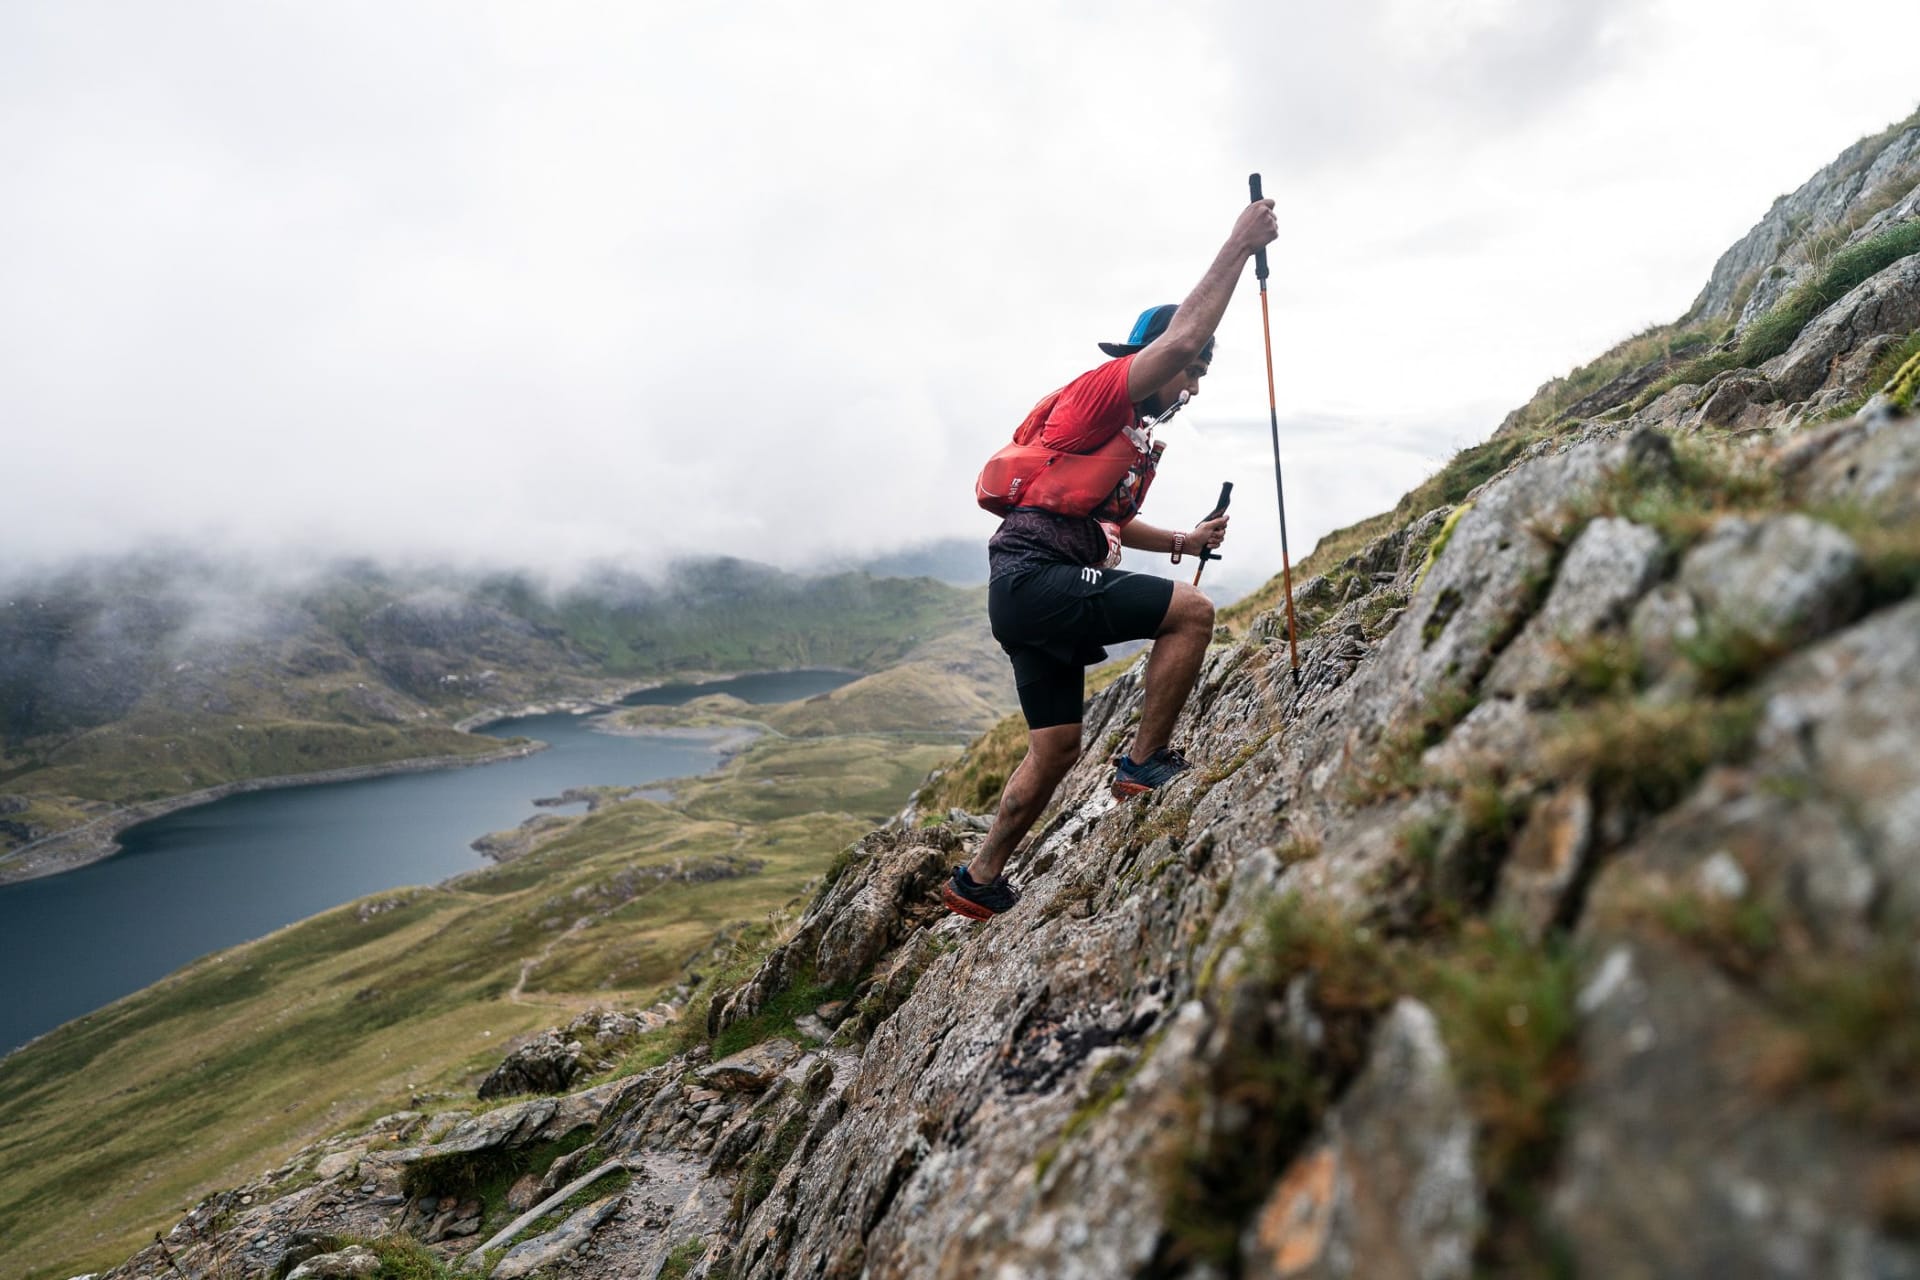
[988,564,1175,729]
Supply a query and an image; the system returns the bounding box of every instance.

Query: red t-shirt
[1039,355,1139,453]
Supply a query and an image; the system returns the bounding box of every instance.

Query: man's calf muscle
[967,723,1081,884]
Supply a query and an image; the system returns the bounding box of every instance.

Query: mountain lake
[0,668,855,1056]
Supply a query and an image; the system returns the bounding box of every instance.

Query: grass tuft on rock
[708,968,855,1061]
[660,1238,709,1280]
[362,1233,458,1280]
[1544,696,1759,816]
[1345,685,1480,805]
[1650,889,1782,981]
[1638,218,1920,407]
[1573,437,1780,556]
[1398,779,1524,935]
[1551,632,1645,702]
[1887,345,1920,412]
[1768,943,1920,1131]
[1679,623,1791,694]
[1821,326,1920,420]
[1415,921,1582,1274]
[1419,923,1580,1191]
[1810,502,1920,610]
[399,1130,594,1233]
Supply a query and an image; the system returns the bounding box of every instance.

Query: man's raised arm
[1126,198,1279,402]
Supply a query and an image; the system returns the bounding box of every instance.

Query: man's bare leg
[964,722,1082,885]
[1127,582,1215,764]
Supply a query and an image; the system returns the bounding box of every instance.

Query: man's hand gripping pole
[1190,482,1233,587]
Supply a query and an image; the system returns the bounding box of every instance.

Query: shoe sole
[941,884,997,921]
[1110,778,1152,800]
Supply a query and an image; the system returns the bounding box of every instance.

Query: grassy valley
[0,726,957,1279]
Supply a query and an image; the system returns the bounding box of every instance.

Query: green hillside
[0,729,954,1280]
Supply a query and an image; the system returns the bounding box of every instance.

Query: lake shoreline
[1,668,859,887]
[0,740,548,887]
[450,666,860,733]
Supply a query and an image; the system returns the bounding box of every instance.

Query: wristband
[1171,532,1186,564]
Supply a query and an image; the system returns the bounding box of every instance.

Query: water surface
[0,668,854,1055]
[621,668,854,706]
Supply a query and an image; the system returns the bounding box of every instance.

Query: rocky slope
[90,116,1920,1279]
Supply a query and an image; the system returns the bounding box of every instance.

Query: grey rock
[1486,517,1664,703]
[1754,599,1920,920]
[1629,581,1703,688]
[1633,380,1707,430]
[491,1194,624,1279]
[1678,514,1864,652]
[1762,254,1920,403]
[1420,697,1538,782]
[947,806,991,831]
[812,845,949,986]
[478,1030,583,1099]
[505,1171,541,1212]
[1689,122,1920,324]
[1347,430,1663,747]
[1549,937,1919,1278]
[1243,999,1480,1280]
[1694,372,1776,429]
[696,1038,800,1093]
[387,1096,557,1163]
[538,1143,598,1198]
[310,1147,362,1181]
[1789,404,1920,522]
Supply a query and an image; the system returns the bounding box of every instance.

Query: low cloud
[2,1,1915,579]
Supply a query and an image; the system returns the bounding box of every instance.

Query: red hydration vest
[975,389,1161,521]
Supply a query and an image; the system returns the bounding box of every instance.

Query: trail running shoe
[1110,746,1192,799]
[942,865,1020,921]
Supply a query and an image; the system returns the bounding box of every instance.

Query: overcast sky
[3,1,1917,584]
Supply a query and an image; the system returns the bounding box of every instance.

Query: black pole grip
[1206,480,1234,520]
[1248,173,1269,281]
[1198,481,1233,563]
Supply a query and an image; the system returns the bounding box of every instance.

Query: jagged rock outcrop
[480,1009,678,1099]
[1690,113,1920,326]
[1760,252,1920,404]
[94,125,1920,1280]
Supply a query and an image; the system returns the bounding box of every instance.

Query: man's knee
[1162,583,1215,634]
[1027,725,1083,776]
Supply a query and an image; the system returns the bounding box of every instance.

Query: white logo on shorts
[1080,568,1102,585]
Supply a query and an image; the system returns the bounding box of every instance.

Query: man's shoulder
[1059,354,1133,397]
[1042,356,1137,450]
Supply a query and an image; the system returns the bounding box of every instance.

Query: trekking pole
[1191,481,1233,586]
[1249,173,1301,687]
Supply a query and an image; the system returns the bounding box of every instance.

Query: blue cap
[1098,303,1214,362]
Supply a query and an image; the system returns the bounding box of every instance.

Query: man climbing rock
[944,196,1279,921]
